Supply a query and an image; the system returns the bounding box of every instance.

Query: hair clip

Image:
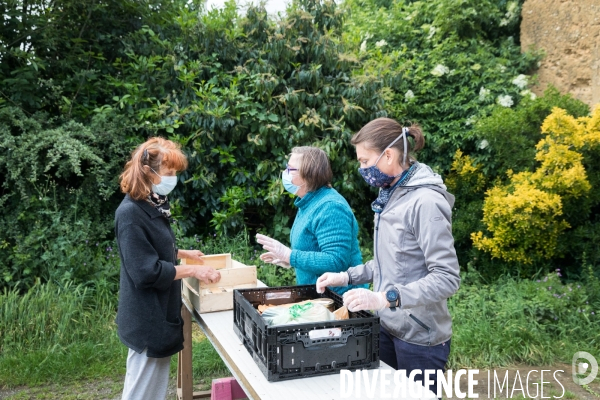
[143,149,148,163]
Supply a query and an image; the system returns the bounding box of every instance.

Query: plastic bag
[258,298,334,314]
[261,302,335,326]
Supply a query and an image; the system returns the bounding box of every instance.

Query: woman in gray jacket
[316,117,460,397]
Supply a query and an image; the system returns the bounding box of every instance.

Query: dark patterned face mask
[358,127,409,188]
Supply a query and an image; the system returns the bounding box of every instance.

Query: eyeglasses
[285,164,299,175]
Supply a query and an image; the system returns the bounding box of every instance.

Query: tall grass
[0,281,126,386]
[448,268,600,368]
[0,280,228,389]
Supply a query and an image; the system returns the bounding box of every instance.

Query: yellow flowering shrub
[446,149,486,195]
[541,106,600,148]
[472,106,600,264]
[471,182,569,263]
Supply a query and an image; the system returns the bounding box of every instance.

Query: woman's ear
[384,148,395,165]
[143,165,159,184]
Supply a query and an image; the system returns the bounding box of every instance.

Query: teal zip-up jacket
[289,186,368,295]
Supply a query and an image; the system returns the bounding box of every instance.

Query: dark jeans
[379,326,451,398]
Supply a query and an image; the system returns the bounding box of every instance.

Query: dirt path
[0,377,189,400]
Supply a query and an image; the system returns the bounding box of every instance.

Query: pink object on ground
[211,377,247,400]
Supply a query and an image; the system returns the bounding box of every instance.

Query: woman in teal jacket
[257,146,368,295]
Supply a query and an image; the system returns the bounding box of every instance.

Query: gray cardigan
[115,194,183,358]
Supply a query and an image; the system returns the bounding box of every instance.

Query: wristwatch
[385,288,400,310]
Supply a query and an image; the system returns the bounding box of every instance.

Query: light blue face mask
[151,168,177,196]
[282,170,303,195]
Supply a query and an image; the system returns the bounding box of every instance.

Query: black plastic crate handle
[303,342,348,351]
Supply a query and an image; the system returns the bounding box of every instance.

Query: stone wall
[520,0,600,108]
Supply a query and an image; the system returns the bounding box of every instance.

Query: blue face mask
[151,168,178,196]
[282,170,303,195]
[358,127,409,188]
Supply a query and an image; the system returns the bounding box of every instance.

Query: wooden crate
[181,253,257,313]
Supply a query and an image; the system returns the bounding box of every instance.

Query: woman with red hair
[115,137,220,400]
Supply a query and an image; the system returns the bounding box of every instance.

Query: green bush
[0,107,129,289]
[2,0,598,290]
[343,0,538,172]
[0,0,189,290]
[0,0,184,117]
[446,89,599,280]
[100,0,387,244]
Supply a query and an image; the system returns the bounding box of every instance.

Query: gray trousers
[122,348,171,400]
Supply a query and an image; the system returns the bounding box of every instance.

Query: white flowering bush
[375,39,387,48]
[520,89,536,100]
[497,94,514,107]
[512,74,528,89]
[344,0,539,172]
[479,87,491,102]
[500,1,520,27]
[431,64,450,77]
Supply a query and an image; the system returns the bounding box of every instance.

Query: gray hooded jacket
[348,163,460,346]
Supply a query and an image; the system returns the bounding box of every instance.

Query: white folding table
[178,282,436,400]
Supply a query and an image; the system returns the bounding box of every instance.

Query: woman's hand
[256,234,292,264]
[191,266,221,285]
[316,272,349,293]
[259,252,291,268]
[343,288,387,312]
[178,249,205,264]
[175,261,220,283]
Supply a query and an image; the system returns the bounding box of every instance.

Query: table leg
[178,303,212,400]
[178,304,193,400]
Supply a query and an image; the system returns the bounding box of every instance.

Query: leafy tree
[101,0,388,240]
[0,0,185,117]
[0,107,131,287]
[342,0,538,171]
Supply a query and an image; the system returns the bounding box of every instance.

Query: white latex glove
[343,288,388,312]
[316,272,349,293]
[256,234,292,264]
[259,252,291,269]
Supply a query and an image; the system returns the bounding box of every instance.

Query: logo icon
[572,351,598,385]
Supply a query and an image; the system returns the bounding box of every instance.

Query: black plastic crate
[233,285,380,382]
